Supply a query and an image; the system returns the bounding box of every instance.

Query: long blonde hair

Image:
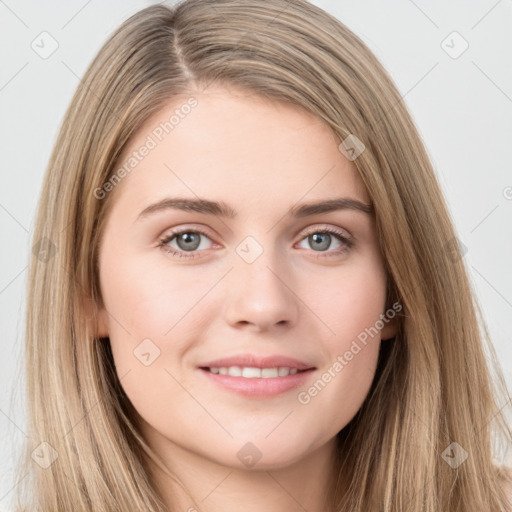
[15,0,512,510]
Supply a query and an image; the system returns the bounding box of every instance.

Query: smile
[198,365,315,398]
[205,366,303,378]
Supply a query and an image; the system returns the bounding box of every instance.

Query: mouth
[197,355,316,398]
[200,366,309,378]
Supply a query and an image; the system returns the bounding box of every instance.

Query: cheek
[100,250,213,346]
[299,255,386,417]
[312,254,387,350]
[98,251,226,422]
[98,253,212,422]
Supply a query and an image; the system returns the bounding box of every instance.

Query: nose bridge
[223,234,299,330]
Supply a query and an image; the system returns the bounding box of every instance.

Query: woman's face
[95,85,396,470]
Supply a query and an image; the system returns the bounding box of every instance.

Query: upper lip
[199,354,316,371]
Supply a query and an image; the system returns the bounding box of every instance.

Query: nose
[223,248,300,332]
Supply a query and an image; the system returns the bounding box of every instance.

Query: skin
[93,84,397,512]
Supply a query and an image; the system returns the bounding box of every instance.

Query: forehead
[109,86,370,216]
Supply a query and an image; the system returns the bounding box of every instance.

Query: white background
[1,0,511,508]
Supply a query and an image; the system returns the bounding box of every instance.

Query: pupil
[311,233,330,251]
[179,233,200,251]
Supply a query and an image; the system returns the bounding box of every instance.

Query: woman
[15,0,512,510]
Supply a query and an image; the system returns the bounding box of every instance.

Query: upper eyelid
[162,223,353,244]
[162,224,217,242]
[300,224,351,237]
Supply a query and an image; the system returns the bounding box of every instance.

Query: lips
[197,354,316,398]
[199,354,315,371]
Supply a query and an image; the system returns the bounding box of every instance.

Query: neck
[142,428,340,512]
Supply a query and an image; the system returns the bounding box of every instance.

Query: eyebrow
[136,196,373,221]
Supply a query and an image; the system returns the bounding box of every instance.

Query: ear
[84,295,109,339]
[380,316,398,341]
[381,290,401,341]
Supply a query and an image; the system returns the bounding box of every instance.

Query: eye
[158,226,354,260]
[159,228,215,259]
[296,227,353,258]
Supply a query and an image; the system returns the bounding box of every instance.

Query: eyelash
[158,226,354,260]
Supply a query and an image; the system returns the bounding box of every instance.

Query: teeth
[242,367,261,378]
[227,366,243,377]
[261,368,278,378]
[207,366,301,378]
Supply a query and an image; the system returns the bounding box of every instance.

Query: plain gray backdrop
[1,0,511,508]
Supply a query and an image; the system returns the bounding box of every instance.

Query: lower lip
[198,368,315,398]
